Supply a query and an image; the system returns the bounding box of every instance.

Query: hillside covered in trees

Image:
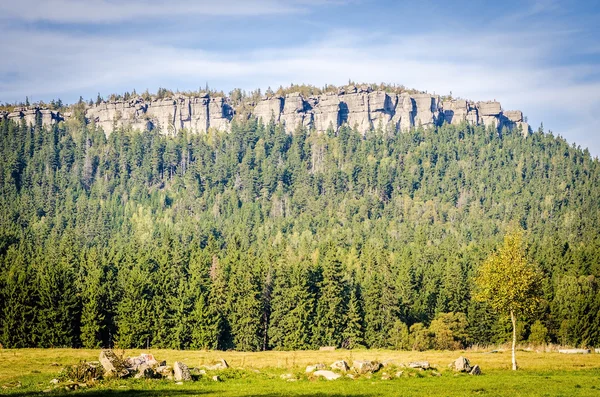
[0,110,599,351]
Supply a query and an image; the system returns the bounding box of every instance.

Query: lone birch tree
[474,230,543,370]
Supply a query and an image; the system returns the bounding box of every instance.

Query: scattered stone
[596,348,600,354]
[319,346,336,351]
[212,375,221,382]
[469,365,481,376]
[431,370,442,377]
[173,361,191,382]
[306,364,326,373]
[175,381,184,385]
[42,388,52,393]
[452,356,471,372]
[126,353,158,371]
[395,371,404,378]
[49,379,59,385]
[99,350,129,378]
[190,367,206,376]
[133,363,155,379]
[50,363,60,367]
[314,370,341,380]
[346,373,355,379]
[352,360,381,374]
[558,349,591,354]
[203,359,229,370]
[155,365,173,380]
[330,360,349,372]
[280,373,294,380]
[408,361,430,370]
[381,373,391,380]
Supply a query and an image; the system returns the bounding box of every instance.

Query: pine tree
[79,248,106,348]
[189,250,222,350]
[313,245,348,347]
[342,282,365,349]
[227,253,263,351]
[268,264,315,350]
[115,255,155,348]
[0,246,36,347]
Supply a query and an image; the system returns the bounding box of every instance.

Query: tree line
[0,113,599,350]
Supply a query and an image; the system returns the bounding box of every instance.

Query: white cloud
[0,0,318,23]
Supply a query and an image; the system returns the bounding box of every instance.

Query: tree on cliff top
[474,230,543,370]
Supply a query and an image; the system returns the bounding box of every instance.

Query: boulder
[306,363,326,373]
[313,370,341,380]
[452,356,471,372]
[408,361,430,370]
[319,346,336,351]
[173,361,191,381]
[352,360,381,374]
[469,365,481,375]
[203,358,229,370]
[99,350,129,378]
[155,365,173,380]
[133,364,156,379]
[126,353,158,371]
[212,375,221,382]
[330,360,349,371]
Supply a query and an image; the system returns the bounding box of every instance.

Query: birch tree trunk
[511,310,518,370]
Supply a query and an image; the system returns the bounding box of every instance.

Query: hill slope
[0,106,599,350]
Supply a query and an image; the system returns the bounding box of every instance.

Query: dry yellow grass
[2,347,600,382]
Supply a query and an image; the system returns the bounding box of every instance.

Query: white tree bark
[511,310,518,370]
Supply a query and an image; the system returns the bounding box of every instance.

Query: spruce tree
[313,245,348,347]
[342,282,365,349]
[79,248,106,348]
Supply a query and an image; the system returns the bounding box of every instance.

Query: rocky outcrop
[2,85,529,137]
[251,89,527,136]
[85,95,233,135]
[5,107,63,129]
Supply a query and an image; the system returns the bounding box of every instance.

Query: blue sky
[1,0,599,155]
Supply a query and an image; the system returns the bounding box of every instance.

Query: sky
[1,0,599,155]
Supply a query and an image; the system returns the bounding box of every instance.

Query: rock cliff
[2,107,63,128]
[3,85,529,136]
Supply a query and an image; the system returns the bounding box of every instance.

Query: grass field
[1,348,600,396]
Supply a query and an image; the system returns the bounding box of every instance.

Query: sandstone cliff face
[85,95,234,135]
[250,90,527,135]
[4,86,528,137]
[4,107,63,129]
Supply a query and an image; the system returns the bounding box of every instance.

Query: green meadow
[1,348,599,396]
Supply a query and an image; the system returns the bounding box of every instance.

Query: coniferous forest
[1,112,599,351]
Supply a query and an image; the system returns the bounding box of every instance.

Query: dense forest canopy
[0,111,599,350]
